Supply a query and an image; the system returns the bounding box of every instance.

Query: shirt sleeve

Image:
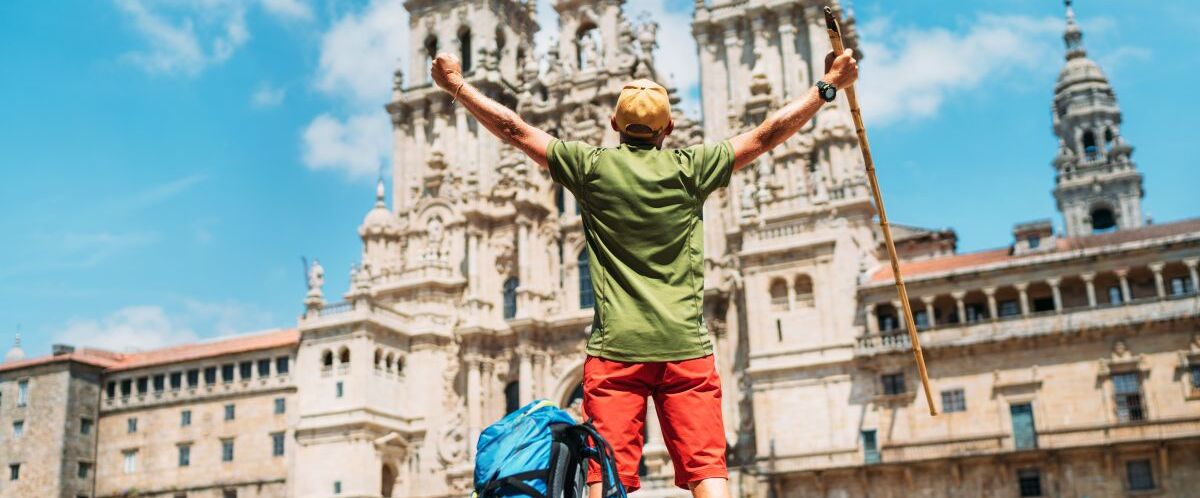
[683,141,735,197]
[546,139,596,194]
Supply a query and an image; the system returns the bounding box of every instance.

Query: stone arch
[321,349,334,369]
[374,349,383,368]
[339,346,351,365]
[794,274,814,307]
[769,278,789,311]
[1089,202,1118,233]
[551,358,585,407]
[386,352,395,371]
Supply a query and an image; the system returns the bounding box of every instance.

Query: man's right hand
[822,48,859,88]
[431,53,464,91]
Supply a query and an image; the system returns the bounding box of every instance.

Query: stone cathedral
[2,1,1198,498]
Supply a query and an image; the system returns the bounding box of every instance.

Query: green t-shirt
[548,139,734,362]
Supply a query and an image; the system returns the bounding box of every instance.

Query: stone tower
[1052,0,1144,237]
[691,0,877,477]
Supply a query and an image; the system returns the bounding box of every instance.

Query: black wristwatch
[816,80,837,102]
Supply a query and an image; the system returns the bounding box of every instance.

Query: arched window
[396,356,405,374]
[385,353,395,372]
[574,23,599,70]
[579,250,594,309]
[769,279,789,311]
[503,277,519,319]
[458,28,472,73]
[339,347,351,365]
[1082,130,1098,158]
[495,26,507,55]
[423,35,438,82]
[504,381,520,414]
[374,349,382,369]
[322,350,334,369]
[794,275,814,307]
[1104,128,1115,151]
[1091,205,1117,233]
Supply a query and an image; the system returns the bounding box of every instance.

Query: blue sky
[1,0,1196,357]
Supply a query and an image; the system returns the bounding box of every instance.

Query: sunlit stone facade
[1,1,1197,498]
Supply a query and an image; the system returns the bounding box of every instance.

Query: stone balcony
[300,300,454,338]
[102,373,294,413]
[855,293,1200,357]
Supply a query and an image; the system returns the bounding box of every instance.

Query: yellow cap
[614,79,671,139]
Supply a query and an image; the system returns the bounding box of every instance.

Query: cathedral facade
[2,1,1198,498]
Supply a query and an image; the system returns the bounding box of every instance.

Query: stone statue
[1111,339,1132,360]
[307,259,325,294]
[636,17,658,64]
[580,31,603,70]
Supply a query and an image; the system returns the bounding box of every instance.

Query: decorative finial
[1063,0,1086,60]
[375,177,386,205]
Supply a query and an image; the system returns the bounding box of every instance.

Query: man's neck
[620,135,663,148]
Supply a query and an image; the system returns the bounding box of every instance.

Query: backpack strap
[568,422,627,498]
[478,469,550,498]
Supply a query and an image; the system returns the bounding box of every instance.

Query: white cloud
[302,113,392,178]
[260,0,312,21]
[855,14,1063,126]
[314,0,409,106]
[52,300,277,352]
[54,306,198,352]
[114,0,249,76]
[251,82,287,108]
[301,0,407,178]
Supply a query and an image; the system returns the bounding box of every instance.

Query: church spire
[1051,0,1144,238]
[1063,0,1087,60]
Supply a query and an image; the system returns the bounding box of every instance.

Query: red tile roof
[0,329,299,374]
[871,218,1200,283]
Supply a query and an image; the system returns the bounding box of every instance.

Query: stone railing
[318,301,353,317]
[855,294,1199,356]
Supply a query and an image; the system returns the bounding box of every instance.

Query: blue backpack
[474,400,627,498]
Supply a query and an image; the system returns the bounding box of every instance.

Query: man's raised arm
[431,54,554,169]
[729,49,858,171]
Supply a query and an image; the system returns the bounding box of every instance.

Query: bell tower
[1051,0,1144,237]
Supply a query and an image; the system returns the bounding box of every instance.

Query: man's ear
[610,116,620,133]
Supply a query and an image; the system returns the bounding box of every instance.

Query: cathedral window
[322,350,334,370]
[503,277,520,319]
[1090,206,1116,233]
[339,346,351,365]
[1170,276,1194,296]
[881,373,905,395]
[1112,372,1145,422]
[1017,469,1043,497]
[1082,130,1098,160]
[794,275,814,307]
[386,353,395,371]
[769,279,789,311]
[579,250,594,309]
[374,349,382,368]
[458,27,473,73]
[1126,460,1155,491]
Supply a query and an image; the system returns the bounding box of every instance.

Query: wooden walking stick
[824,6,937,415]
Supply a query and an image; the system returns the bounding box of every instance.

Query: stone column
[1115,268,1131,304]
[517,344,533,406]
[891,300,905,331]
[532,352,547,399]
[1046,278,1063,312]
[1184,258,1199,294]
[1015,283,1030,316]
[1149,263,1166,298]
[776,10,800,99]
[481,360,495,421]
[467,229,480,293]
[722,19,746,109]
[865,303,878,335]
[466,355,482,456]
[983,287,998,320]
[952,291,967,324]
[1081,272,1097,308]
[921,297,936,329]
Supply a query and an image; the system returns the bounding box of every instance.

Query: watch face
[822,87,836,100]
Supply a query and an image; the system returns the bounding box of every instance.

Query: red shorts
[582,354,727,492]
